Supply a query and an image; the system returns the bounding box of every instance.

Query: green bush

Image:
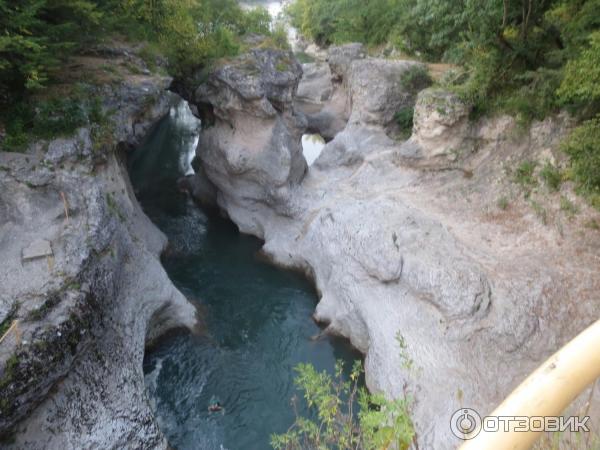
[400,65,433,92]
[394,107,414,138]
[540,162,562,192]
[241,6,272,35]
[1,90,107,152]
[271,360,415,450]
[285,0,600,124]
[562,116,600,196]
[513,160,538,187]
[558,31,600,113]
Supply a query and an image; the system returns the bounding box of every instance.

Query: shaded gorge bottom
[129,101,360,450]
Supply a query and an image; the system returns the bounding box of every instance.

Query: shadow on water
[129,101,361,450]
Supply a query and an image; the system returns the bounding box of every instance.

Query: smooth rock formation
[296,62,333,107]
[327,43,366,82]
[174,49,308,237]
[0,52,196,449]
[402,88,471,160]
[347,59,430,135]
[21,240,53,261]
[178,47,600,449]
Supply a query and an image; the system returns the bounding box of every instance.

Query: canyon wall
[0,48,197,449]
[178,45,600,448]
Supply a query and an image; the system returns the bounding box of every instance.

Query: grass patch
[275,61,289,72]
[497,196,510,210]
[539,162,562,192]
[560,196,579,217]
[585,219,600,230]
[513,160,538,188]
[394,106,414,139]
[137,43,162,73]
[530,200,548,225]
[0,354,19,391]
[294,52,315,64]
[1,88,107,152]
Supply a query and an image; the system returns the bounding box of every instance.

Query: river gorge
[131,102,358,449]
[1,1,599,449]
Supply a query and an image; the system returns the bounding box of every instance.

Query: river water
[130,102,358,450]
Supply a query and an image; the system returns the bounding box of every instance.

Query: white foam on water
[169,101,201,175]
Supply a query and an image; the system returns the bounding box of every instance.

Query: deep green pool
[129,102,359,450]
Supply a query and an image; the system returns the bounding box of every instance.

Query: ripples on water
[130,101,359,450]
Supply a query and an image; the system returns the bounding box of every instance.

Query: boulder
[327,43,366,82]
[296,62,333,107]
[348,59,431,135]
[175,49,308,237]
[404,88,471,160]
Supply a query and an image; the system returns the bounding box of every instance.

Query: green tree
[0,0,101,97]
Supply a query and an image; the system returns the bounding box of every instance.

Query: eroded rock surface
[174,49,308,237]
[0,54,196,449]
[178,47,600,449]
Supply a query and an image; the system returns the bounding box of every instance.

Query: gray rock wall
[0,64,196,448]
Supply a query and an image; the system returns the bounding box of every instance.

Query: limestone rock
[327,43,366,82]
[296,62,333,106]
[174,49,308,237]
[177,49,599,450]
[347,59,430,134]
[0,49,195,450]
[21,239,53,261]
[404,88,471,160]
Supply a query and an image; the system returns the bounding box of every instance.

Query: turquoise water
[129,102,359,450]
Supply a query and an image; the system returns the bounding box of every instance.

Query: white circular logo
[450,408,482,440]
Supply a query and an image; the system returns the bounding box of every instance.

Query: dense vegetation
[287,0,600,204]
[271,361,414,450]
[0,0,284,150]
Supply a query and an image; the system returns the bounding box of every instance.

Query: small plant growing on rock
[394,107,415,139]
[271,360,415,450]
[540,162,562,192]
[395,332,414,371]
[497,196,510,211]
[399,65,433,93]
[530,200,548,225]
[514,160,537,187]
[560,196,579,217]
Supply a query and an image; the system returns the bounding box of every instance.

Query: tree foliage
[271,361,415,450]
[0,0,280,101]
[286,0,600,121]
[286,0,600,204]
[0,0,101,96]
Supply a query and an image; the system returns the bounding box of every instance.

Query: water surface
[130,102,359,450]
